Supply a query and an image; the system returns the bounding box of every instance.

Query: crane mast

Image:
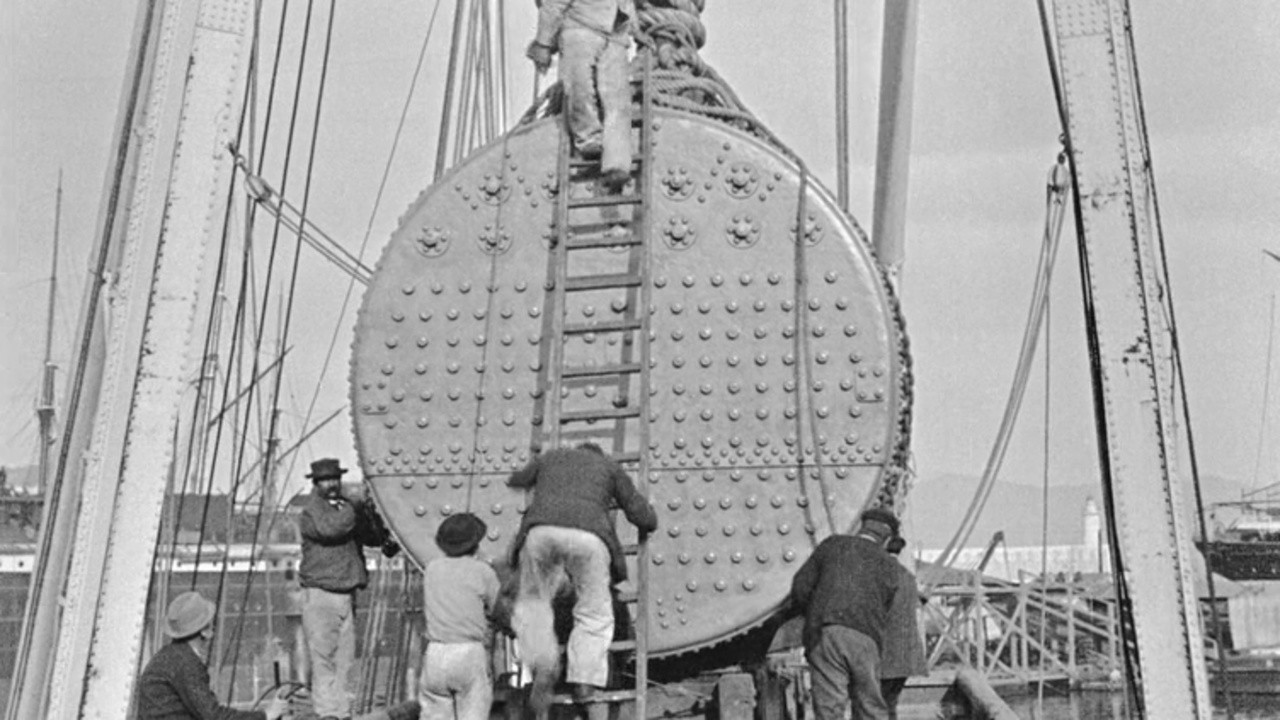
[9,1,255,718]
[1048,0,1210,716]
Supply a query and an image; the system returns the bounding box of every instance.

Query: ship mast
[36,172,62,495]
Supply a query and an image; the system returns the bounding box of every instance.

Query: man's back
[790,534,900,652]
[509,446,656,583]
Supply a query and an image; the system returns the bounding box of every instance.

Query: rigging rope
[933,154,1070,571]
[285,0,446,491]
[224,0,340,690]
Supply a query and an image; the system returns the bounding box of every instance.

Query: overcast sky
[3,1,1279,521]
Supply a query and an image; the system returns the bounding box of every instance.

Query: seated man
[136,591,289,719]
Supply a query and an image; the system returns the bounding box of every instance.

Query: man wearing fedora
[298,457,397,720]
[506,442,658,720]
[789,507,902,720]
[137,591,289,719]
[419,512,501,720]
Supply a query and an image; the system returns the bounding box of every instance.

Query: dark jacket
[136,641,265,720]
[789,534,899,653]
[879,563,928,678]
[298,488,386,593]
[507,448,658,583]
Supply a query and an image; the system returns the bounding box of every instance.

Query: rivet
[745,495,758,509]
[757,552,770,563]
[414,505,427,517]
[668,526,681,537]
[416,417,429,428]
[755,354,768,366]
[400,477,414,489]
[402,285,416,295]
[391,311,404,322]
[711,274,724,286]
[653,554,665,565]
[686,580,699,592]
[784,549,797,562]
[671,303,684,314]
[743,579,756,591]
[678,553,692,565]
[779,523,792,535]
[825,271,838,283]
[715,580,727,591]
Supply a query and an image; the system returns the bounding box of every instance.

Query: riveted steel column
[43,1,254,718]
[1050,0,1209,716]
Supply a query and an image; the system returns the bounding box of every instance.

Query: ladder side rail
[545,115,575,446]
[632,48,655,720]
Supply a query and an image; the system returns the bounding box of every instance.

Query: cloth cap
[165,591,216,638]
[436,513,487,557]
[860,507,900,535]
[307,457,348,480]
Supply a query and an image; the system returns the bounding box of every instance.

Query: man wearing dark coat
[297,457,398,720]
[136,591,288,719]
[506,443,658,719]
[790,507,901,720]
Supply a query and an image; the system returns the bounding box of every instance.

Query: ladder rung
[613,451,641,465]
[564,318,643,335]
[570,156,644,170]
[568,194,643,209]
[608,640,638,653]
[550,689,640,705]
[620,543,642,556]
[561,407,641,423]
[565,234,641,250]
[566,274,641,291]
[562,362,641,379]
[615,589,638,604]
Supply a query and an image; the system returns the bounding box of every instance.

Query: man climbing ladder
[526,0,635,187]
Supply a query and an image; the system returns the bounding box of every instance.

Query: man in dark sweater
[506,443,658,719]
[790,507,901,720]
[297,458,398,720]
[137,591,288,719]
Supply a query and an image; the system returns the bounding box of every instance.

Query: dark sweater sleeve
[610,462,657,532]
[507,457,541,489]
[789,543,821,610]
[174,650,266,720]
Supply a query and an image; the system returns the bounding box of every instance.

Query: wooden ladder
[542,52,655,720]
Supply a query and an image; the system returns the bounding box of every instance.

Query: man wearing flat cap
[419,512,501,720]
[297,457,398,720]
[789,507,901,720]
[137,591,289,719]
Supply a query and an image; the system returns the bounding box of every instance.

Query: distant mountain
[901,472,1251,550]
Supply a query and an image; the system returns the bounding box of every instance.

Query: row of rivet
[370,453,874,473]
[392,270,844,298]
